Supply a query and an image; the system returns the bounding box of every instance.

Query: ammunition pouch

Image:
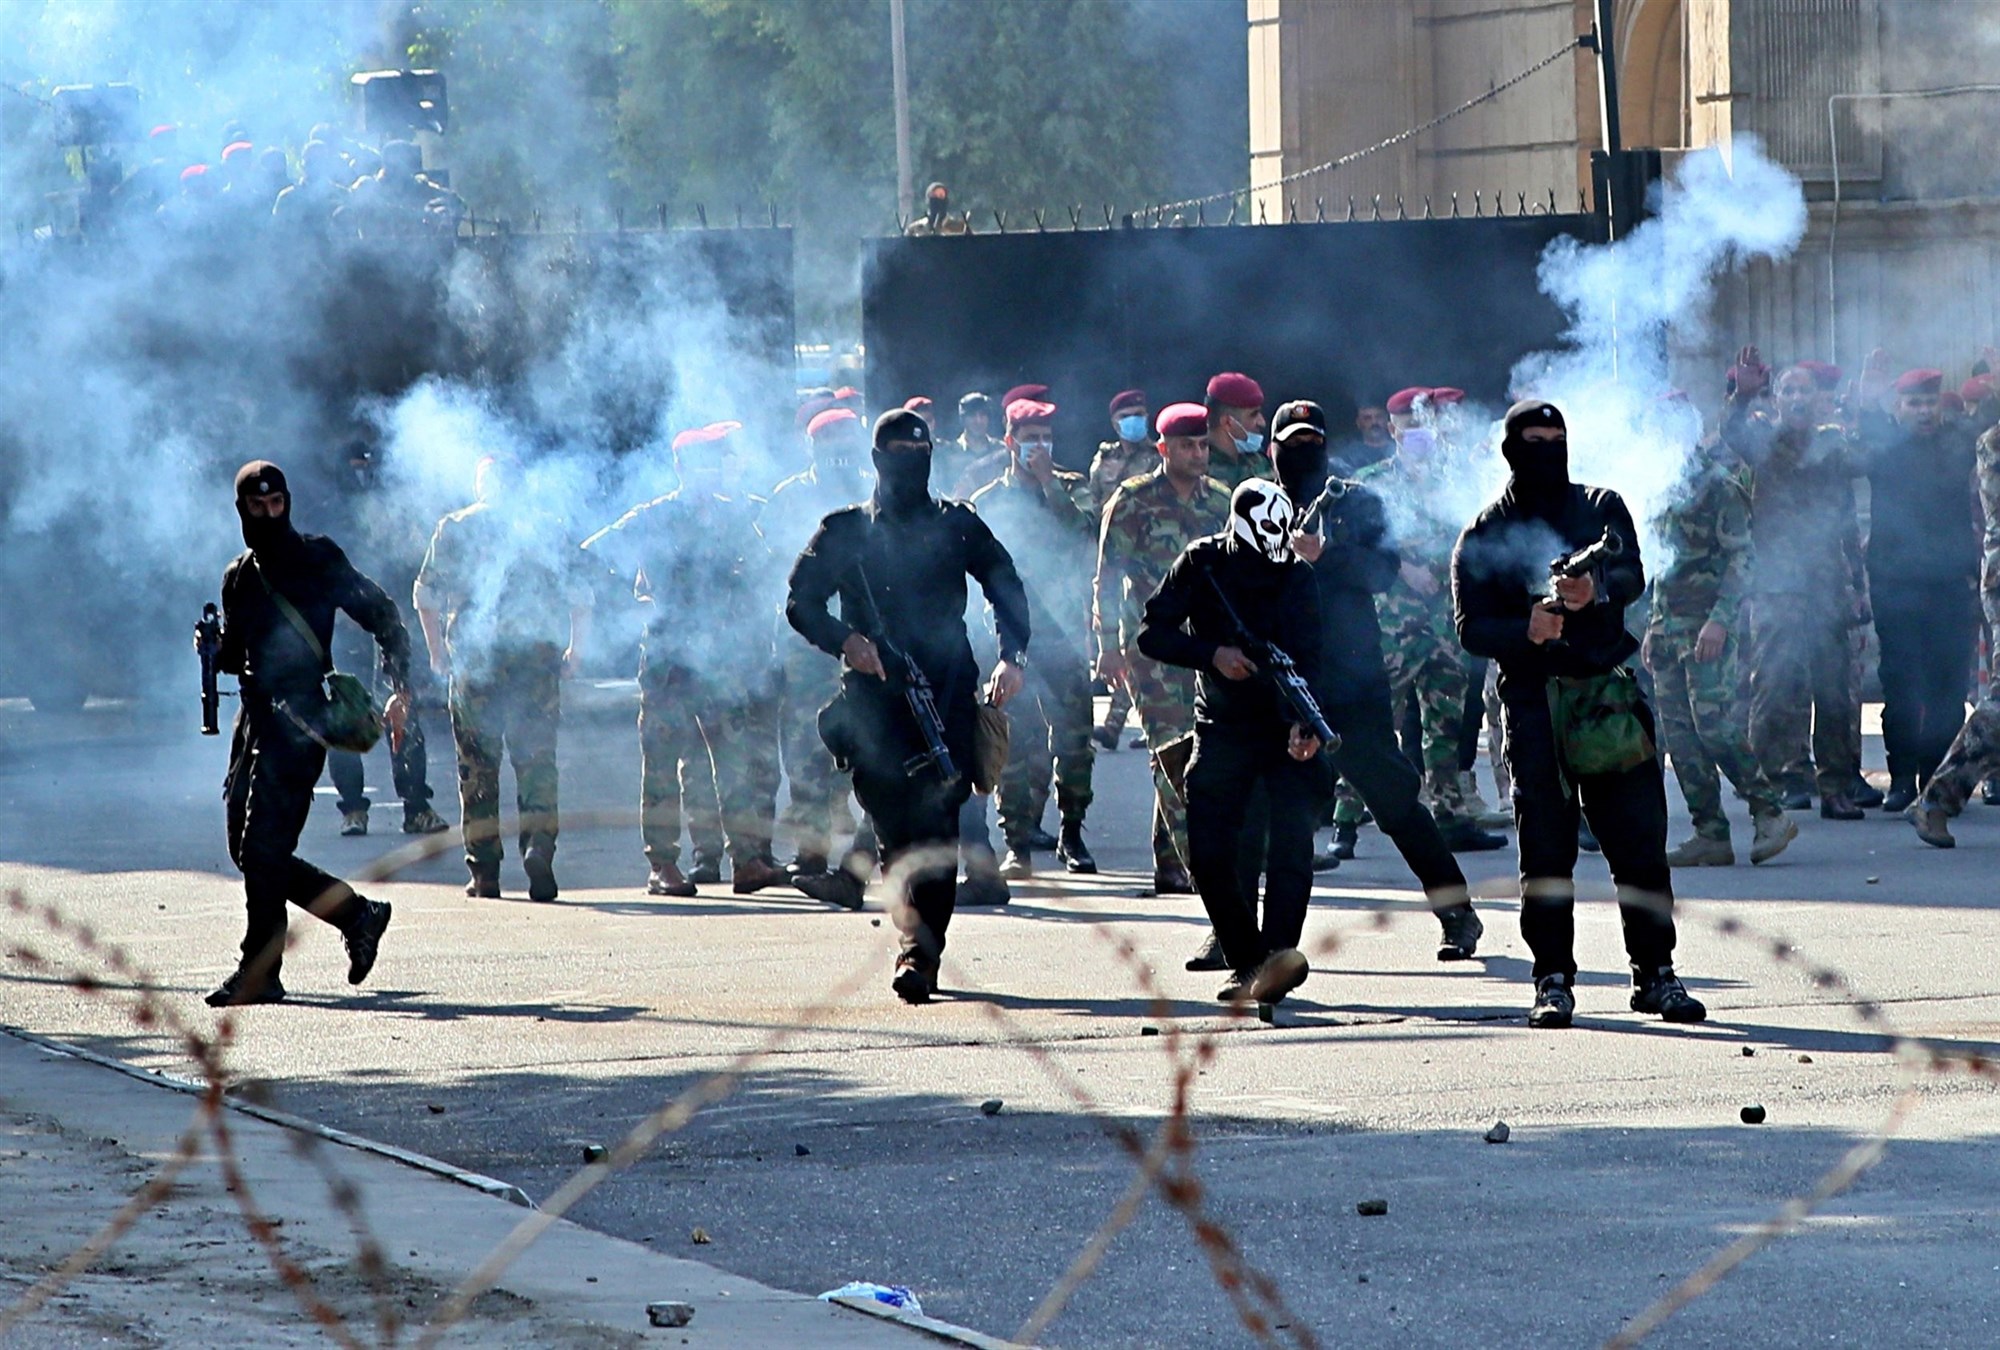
[1547,668,1654,778]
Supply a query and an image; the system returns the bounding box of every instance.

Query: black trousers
[1872,580,1978,783]
[1326,693,1469,901]
[1499,686,1676,981]
[328,709,433,815]
[225,704,364,979]
[1185,721,1330,973]
[1457,658,1489,773]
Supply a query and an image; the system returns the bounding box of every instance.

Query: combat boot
[1850,777,1885,809]
[1151,862,1193,895]
[1819,793,1864,821]
[1527,973,1574,1029]
[731,855,786,895]
[523,848,559,903]
[793,867,866,910]
[688,851,724,886]
[1983,777,2000,806]
[340,807,369,837]
[1218,948,1309,1005]
[786,851,829,879]
[204,968,285,1008]
[1749,813,1798,864]
[647,860,697,897]
[1665,835,1734,867]
[1630,966,1707,1023]
[1332,821,1358,860]
[1880,776,1918,813]
[1311,846,1342,872]
[465,861,501,898]
[1462,773,1512,828]
[1091,725,1119,752]
[891,950,938,1004]
[1779,788,1814,811]
[1023,824,1061,851]
[1439,817,1506,852]
[344,899,392,985]
[402,806,449,834]
[1185,930,1228,971]
[1056,821,1097,874]
[1909,803,1955,849]
[999,843,1033,880]
[1435,906,1483,961]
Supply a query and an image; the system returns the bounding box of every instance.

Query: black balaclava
[1271,436,1329,513]
[234,460,302,559]
[871,408,934,516]
[1500,399,1570,517]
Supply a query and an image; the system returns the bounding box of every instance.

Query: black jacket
[1854,412,1980,588]
[1452,482,1643,692]
[219,535,411,706]
[1298,477,1400,703]
[1136,536,1324,729]
[786,496,1031,708]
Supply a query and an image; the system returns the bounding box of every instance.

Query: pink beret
[1001,383,1050,408]
[806,407,860,439]
[1385,386,1430,415]
[1895,368,1944,395]
[671,420,743,452]
[1108,388,1147,416]
[1797,360,1843,390]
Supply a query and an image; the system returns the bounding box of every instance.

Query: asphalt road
[1,690,1996,1348]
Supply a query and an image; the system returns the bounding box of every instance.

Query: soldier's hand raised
[1291,531,1324,563]
[1213,646,1258,680]
[841,632,886,680]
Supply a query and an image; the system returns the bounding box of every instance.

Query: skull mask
[1228,479,1295,563]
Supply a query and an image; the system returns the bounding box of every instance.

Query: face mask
[1116,414,1148,442]
[1502,436,1569,505]
[1227,480,1295,562]
[238,500,299,556]
[872,448,932,513]
[1397,427,1437,463]
[1233,430,1265,457]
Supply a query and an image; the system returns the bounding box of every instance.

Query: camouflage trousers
[1748,596,1860,797]
[450,644,562,870]
[779,644,853,860]
[997,660,1096,841]
[1126,651,1196,872]
[1337,636,1468,824]
[1101,681,1132,734]
[639,660,781,867]
[1921,698,2000,814]
[1646,619,1783,839]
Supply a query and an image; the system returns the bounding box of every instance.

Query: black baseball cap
[873,408,933,448]
[1269,400,1328,444]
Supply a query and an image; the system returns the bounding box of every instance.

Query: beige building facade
[1250,0,2000,375]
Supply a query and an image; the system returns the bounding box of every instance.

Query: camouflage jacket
[1094,467,1231,655]
[1203,438,1273,490]
[581,491,778,663]
[1980,425,2000,594]
[1352,456,1455,652]
[1647,449,1754,632]
[970,466,1095,660]
[933,432,1008,499]
[413,500,593,665]
[1085,439,1153,516]
[1722,401,1864,601]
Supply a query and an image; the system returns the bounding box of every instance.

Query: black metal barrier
[863,215,1598,464]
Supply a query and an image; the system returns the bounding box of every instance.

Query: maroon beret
[1156,402,1208,439]
[806,407,860,439]
[1895,368,1944,395]
[1428,386,1466,405]
[1006,398,1056,429]
[179,163,209,183]
[1205,372,1263,408]
[1961,375,1995,405]
[1385,386,1430,416]
[1001,383,1050,408]
[902,396,933,412]
[1108,388,1147,417]
[1797,360,1844,390]
[795,395,835,431]
[671,420,742,452]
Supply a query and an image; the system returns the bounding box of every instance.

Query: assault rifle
[854,562,960,786]
[1203,572,1339,754]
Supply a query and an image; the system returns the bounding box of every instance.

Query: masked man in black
[1451,401,1705,1030]
[210,461,408,1007]
[1137,479,1327,1005]
[786,410,1030,1003]
[1270,401,1484,961]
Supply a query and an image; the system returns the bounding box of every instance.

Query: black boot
[523,848,558,903]
[204,967,286,1008]
[1881,777,1917,813]
[1850,777,1885,809]
[344,899,392,985]
[1630,966,1707,1023]
[1185,930,1228,971]
[1436,906,1483,961]
[1056,821,1097,874]
[1023,824,1060,851]
[1440,817,1506,853]
[688,851,724,886]
[1332,821,1358,860]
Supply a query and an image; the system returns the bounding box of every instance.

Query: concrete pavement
[0,695,1997,1346]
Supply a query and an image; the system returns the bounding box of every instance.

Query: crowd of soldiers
[200,343,2000,1026]
[80,119,465,239]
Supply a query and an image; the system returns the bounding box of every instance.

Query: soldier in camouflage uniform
[1087,389,1154,749]
[584,422,787,897]
[764,407,870,884]
[1722,354,1869,818]
[935,391,1009,498]
[413,456,594,901]
[971,398,1099,875]
[1095,402,1232,890]
[1640,412,1796,866]
[1910,410,2000,844]
[1201,372,1273,489]
[1336,410,1503,852]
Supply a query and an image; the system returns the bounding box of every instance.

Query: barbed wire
[1149,36,1585,218]
[0,803,1995,1347]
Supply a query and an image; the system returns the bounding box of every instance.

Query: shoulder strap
[252,559,331,673]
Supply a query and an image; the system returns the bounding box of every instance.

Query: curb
[0,1023,533,1208]
[1,1024,1025,1348]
